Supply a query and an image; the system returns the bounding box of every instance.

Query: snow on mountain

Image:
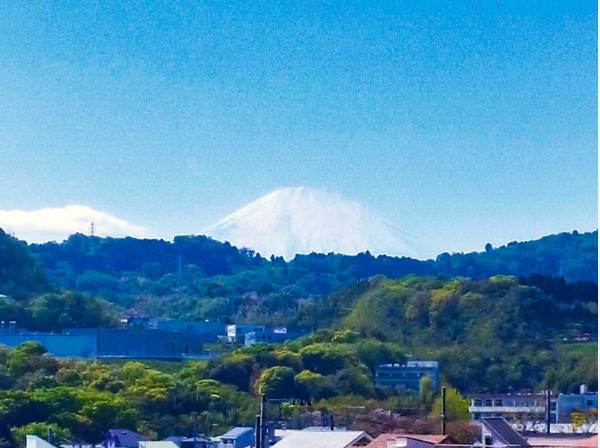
[204,187,420,259]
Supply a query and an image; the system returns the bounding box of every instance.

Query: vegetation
[0,343,257,447]
[0,291,118,332]
[18,230,597,325]
[0,229,47,300]
[0,228,596,446]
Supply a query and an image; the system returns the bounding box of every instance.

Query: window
[484,435,493,446]
[586,400,594,406]
[474,400,482,406]
[494,399,503,406]
[473,413,481,420]
[485,399,493,406]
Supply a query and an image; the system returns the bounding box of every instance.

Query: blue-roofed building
[0,325,213,360]
[217,427,254,448]
[103,429,145,448]
[148,319,226,341]
[374,361,440,391]
[162,436,216,448]
[556,385,598,423]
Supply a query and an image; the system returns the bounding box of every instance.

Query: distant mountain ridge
[205,187,420,259]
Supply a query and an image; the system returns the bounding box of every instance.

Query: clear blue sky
[0,1,597,255]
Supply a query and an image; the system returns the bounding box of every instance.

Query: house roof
[270,430,371,448]
[106,430,145,447]
[219,427,253,439]
[366,433,449,448]
[482,418,527,447]
[526,435,598,447]
[139,442,179,448]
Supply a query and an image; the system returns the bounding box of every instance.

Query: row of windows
[377,371,434,378]
[473,412,544,420]
[472,399,549,407]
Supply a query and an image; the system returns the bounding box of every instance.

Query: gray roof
[271,430,371,448]
[219,427,253,439]
[482,418,528,447]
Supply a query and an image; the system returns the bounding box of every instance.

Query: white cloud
[0,205,151,243]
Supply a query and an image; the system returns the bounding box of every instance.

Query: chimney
[580,384,588,394]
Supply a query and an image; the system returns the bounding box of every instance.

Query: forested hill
[0,228,596,324]
[28,229,597,290]
[435,230,597,282]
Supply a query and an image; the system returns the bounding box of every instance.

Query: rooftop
[526,435,598,447]
[271,430,371,448]
[482,417,527,447]
[218,427,253,439]
[366,433,449,448]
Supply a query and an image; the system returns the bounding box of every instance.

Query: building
[144,436,216,448]
[217,427,254,448]
[0,326,212,360]
[556,385,598,423]
[270,429,372,448]
[244,327,308,346]
[480,417,529,447]
[468,392,557,423]
[526,434,598,447]
[479,417,598,448]
[0,326,98,358]
[147,319,226,340]
[374,361,439,391]
[27,436,61,448]
[139,442,180,448]
[103,430,145,448]
[366,433,450,448]
[226,325,266,343]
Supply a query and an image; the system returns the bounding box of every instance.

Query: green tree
[209,354,255,391]
[299,343,357,375]
[419,375,434,412]
[255,366,295,399]
[294,370,333,400]
[11,422,72,447]
[431,387,469,421]
[7,342,58,377]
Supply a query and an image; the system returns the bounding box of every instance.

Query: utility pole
[546,389,552,435]
[260,394,266,448]
[441,386,447,435]
[254,414,261,448]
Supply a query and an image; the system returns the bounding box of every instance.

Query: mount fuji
[204,187,420,260]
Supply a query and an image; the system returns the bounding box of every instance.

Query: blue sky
[0,1,597,256]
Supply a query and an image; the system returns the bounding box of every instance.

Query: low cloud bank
[0,205,150,243]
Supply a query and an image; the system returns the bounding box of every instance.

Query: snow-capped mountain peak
[205,186,418,259]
